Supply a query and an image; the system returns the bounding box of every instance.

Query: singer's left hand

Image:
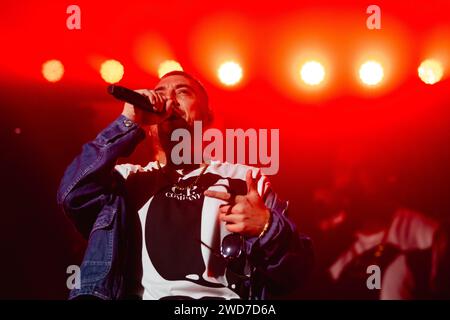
[204,170,271,237]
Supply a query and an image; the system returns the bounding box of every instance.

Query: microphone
[107,85,161,113]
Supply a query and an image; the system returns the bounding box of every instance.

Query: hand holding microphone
[108,85,170,126]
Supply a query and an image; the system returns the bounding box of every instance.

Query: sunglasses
[198,233,244,261]
[197,233,249,283]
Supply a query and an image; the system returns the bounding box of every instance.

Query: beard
[157,113,193,160]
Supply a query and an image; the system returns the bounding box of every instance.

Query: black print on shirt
[145,182,225,288]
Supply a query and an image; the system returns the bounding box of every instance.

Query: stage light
[100,59,124,84]
[300,61,325,86]
[217,61,243,86]
[359,60,384,86]
[158,60,183,78]
[418,59,444,85]
[42,59,64,83]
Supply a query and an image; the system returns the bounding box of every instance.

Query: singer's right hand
[121,89,170,126]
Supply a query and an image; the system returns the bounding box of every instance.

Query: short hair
[160,71,213,125]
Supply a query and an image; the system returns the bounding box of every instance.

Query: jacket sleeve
[246,189,314,299]
[56,115,146,238]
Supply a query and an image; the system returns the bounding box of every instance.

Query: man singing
[57,71,313,300]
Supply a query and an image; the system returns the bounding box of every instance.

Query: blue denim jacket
[57,115,313,300]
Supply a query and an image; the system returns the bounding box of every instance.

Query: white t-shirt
[115,161,270,300]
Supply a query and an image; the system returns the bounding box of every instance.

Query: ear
[148,124,159,137]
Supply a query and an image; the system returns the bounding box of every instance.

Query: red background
[0,0,449,298]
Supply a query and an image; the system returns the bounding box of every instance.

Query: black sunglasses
[197,233,249,282]
[198,233,244,261]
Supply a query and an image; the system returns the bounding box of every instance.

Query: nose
[164,90,180,115]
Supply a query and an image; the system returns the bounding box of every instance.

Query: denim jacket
[57,115,313,300]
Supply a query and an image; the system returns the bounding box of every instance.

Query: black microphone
[107,85,161,113]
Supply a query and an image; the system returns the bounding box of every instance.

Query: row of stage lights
[42,57,445,87]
